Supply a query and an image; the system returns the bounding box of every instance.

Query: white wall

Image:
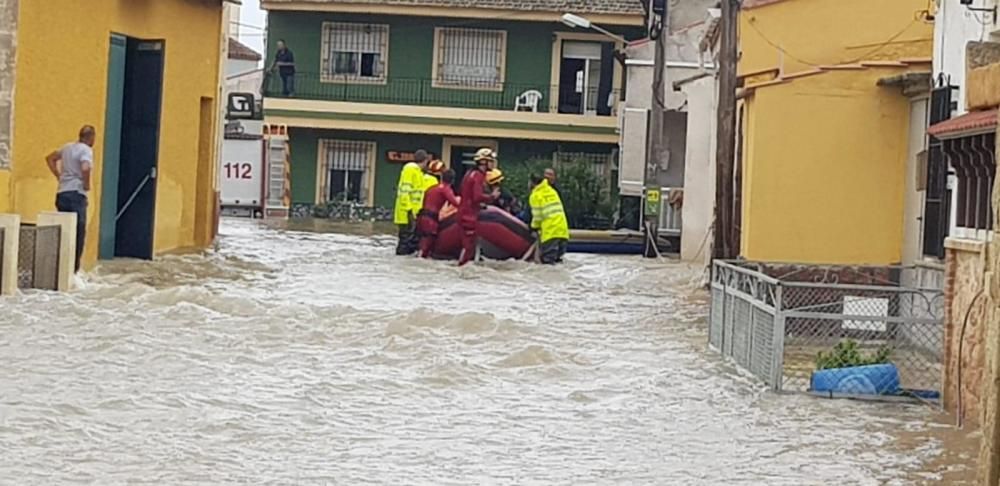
[619,21,713,194]
[933,0,994,115]
[679,75,717,264]
[226,68,264,97]
[229,3,242,37]
[902,98,929,265]
[227,58,259,78]
[932,0,996,241]
[668,0,720,30]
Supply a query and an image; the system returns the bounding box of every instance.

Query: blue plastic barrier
[810,363,901,395]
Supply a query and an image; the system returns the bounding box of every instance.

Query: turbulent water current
[0,219,981,485]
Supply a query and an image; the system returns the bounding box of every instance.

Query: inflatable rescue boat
[432,205,535,260]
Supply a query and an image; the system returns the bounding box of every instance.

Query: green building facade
[261,0,645,218]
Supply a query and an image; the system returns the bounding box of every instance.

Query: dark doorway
[114,38,165,259]
[596,43,615,117]
[558,40,614,116]
[449,146,480,192]
[558,58,585,115]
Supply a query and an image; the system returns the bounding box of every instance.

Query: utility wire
[745,17,921,68]
[230,20,265,31]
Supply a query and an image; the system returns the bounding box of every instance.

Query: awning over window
[927,109,998,139]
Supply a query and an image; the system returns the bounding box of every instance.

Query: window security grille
[322,22,389,82]
[319,140,375,204]
[437,27,505,89]
[948,133,995,234]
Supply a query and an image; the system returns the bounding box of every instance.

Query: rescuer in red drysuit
[417,167,460,258]
[457,148,499,266]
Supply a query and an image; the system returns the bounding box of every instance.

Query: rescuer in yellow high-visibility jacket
[529,175,570,264]
[394,150,429,255]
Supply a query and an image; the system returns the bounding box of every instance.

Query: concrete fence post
[0,213,19,295]
[37,211,75,292]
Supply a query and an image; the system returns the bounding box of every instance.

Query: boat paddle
[522,241,538,262]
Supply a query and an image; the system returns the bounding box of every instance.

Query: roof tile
[928,109,998,138]
[229,37,262,61]
[263,0,644,15]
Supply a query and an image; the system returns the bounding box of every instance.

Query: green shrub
[503,157,616,229]
[815,340,892,370]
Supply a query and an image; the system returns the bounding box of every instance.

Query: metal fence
[710,260,944,400]
[264,73,620,116]
[17,224,61,291]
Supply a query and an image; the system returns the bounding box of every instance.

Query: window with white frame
[321,22,389,82]
[435,27,506,89]
[318,140,376,204]
[946,133,995,239]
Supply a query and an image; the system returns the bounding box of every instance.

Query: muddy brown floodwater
[0,219,982,485]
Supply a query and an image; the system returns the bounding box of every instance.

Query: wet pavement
[0,219,980,484]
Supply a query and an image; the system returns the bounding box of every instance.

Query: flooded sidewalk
[0,219,979,484]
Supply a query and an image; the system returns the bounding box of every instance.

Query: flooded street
[0,219,979,484]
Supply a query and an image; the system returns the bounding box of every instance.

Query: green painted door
[99,34,126,260]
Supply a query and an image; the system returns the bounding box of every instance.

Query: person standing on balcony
[394,149,429,255]
[45,125,96,273]
[270,39,296,97]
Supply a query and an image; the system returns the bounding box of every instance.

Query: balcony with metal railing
[263,72,621,117]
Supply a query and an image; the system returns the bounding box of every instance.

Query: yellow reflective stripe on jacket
[394,162,422,224]
[412,173,438,214]
[536,201,563,218]
[529,180,570,242]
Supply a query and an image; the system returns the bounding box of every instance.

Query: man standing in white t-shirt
[45,125,96,273]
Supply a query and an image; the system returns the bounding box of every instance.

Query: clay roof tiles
[263,0,645,15]
[927,109,998,138]
[229,37,262,61]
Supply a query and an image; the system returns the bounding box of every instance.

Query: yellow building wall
[8,0,222,268]
[740,69,911,264]
[0,170,9,213]
[967,62,1000,111]
[739,0,933,76]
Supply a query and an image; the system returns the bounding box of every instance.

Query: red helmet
[427,160,446,175]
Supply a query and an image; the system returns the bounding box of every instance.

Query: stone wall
[291,202,393,222]
[977,120,1000,484]
[966,43,1000,110]
[943,238,989,427]
[967,41,1000,70]
[0,0,16,169]
[966,63,1000,111]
